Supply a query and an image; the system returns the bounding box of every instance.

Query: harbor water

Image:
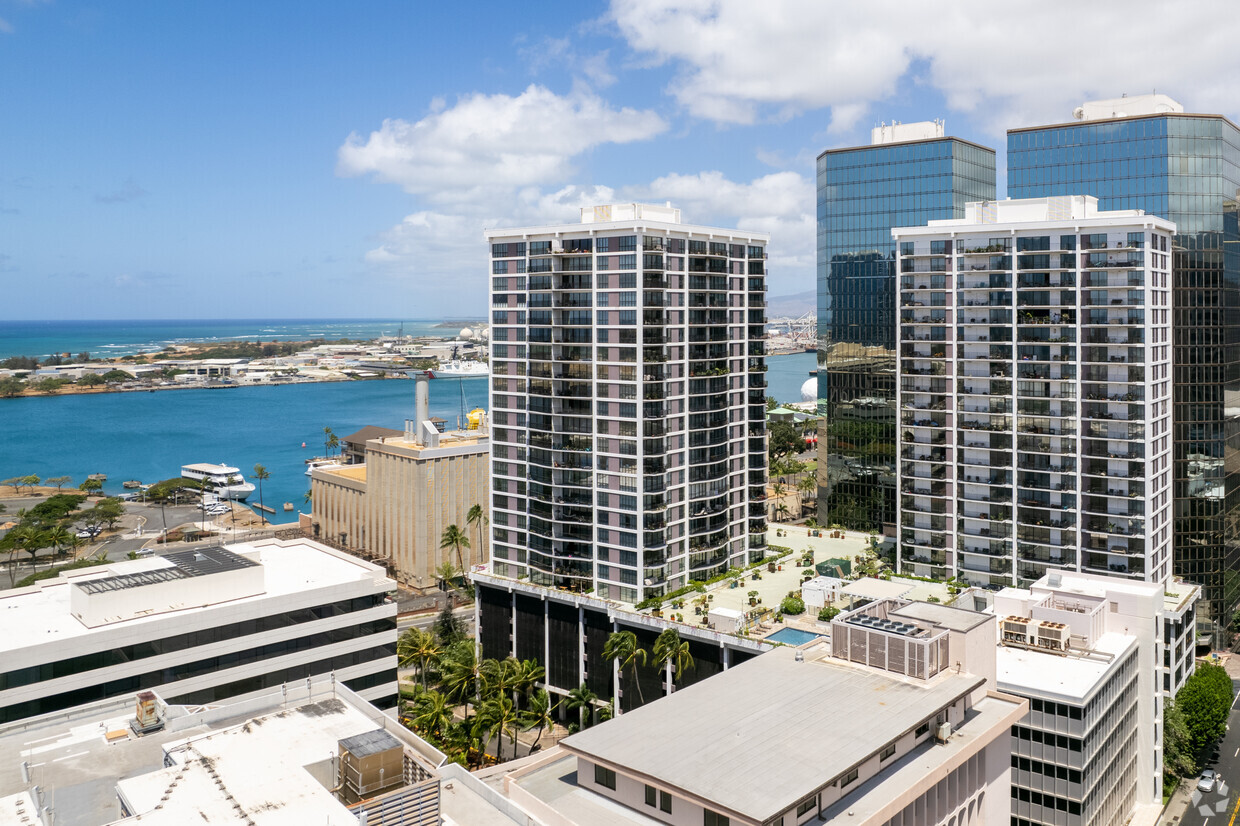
[0,353,815,515]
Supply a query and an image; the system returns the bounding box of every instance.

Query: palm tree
[435,559,460,593]
[513,658,545,706]
[603,630,647,706]
[775,503,791,522]
[323,426,335,456]
[440,524,470,575]
[440,641,483,724]
[521,689,557,751]
[772,481,786,497]
[45,526,74,559]
[566,682,598,730]
[466,503,488,563]
[798,475,816,501]
[252,464,270,526]
[652,627,696,689]
[411,689,453,741]
[397,627,441,690]
[475,694,520,762]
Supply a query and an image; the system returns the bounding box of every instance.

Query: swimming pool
[766,627,823,646]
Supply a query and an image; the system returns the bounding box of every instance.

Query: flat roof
[840,576,913,602]
[891,600,993,633]
[1007,110,1240,136]
[0,684,438,826]
[817,692,1026,823]
[484,218,769,243]
[997,631,1136,702]
[75,547,259,594]
[0,539,392,657]
[560,647,981,821]
[817,134,995,160]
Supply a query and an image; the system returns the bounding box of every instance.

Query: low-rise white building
[558,599,1026,826]
[0,537,397,724]
[985,571,1197,825]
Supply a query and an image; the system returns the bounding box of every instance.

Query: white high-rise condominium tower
[893,195,1175,589]
[485,203,770,603]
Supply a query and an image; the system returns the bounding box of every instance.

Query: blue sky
[4,0,1240,320]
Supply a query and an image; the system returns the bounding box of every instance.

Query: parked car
[1198,768,1218,793]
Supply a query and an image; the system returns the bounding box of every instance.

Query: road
[1178,678,1240,826]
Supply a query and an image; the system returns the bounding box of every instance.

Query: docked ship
[432,359,489,378]
[180,463,256,501]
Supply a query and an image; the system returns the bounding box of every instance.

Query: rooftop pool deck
[764,627,824,646]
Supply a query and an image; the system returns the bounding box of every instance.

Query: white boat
[305,459,342,477]
[181,463,256,501]
[433,359,489,378]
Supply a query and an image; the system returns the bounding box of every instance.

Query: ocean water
[0,377,489,512]
[0,351,815,514]
[0,318,484,360]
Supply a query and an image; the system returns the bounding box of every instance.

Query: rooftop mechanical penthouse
[0,538,398,724]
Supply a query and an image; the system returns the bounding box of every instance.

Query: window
[645,784,657,807]
[915,721,930,738]
[900,241,914,256]
[797,797,817,816]
[703,812,730,826]
[594,765,616,790]
[618,235,637,252]
[840,768,858,787]
[660,790,672,813]
[880,743,896,761]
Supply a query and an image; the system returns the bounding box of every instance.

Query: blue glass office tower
[1009,111,1240,633]
[817,132,995,533]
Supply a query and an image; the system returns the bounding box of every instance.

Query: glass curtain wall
[817,138,995,534]
[1009,115,1240,633]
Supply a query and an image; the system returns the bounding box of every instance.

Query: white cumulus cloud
[610,0,1240,131]
[337,84,667,203]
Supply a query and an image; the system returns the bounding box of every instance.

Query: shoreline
[0,373,394,401]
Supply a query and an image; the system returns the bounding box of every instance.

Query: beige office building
[311,392,490,592]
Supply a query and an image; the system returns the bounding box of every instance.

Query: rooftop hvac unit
[935,722,953,743]
[132,691,163,735]
[1036,621,1070,652]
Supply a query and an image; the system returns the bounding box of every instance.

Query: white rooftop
[871,119,945,145]
[1074,94,1183,121]
[0,682,444,826]
[909,195,1174,231]
[562,646,986,821]
[997,630,1136,702]
[0,539,392,659]
[579,203,680,224]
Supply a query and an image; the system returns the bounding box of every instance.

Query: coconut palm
[513,658,545,705]
[440,641,484,724]
[439,524,471,575]
[603,630,647,706]
[521,689,557,751]
[566,682,598,730]
[652,627,696,686]
[466,503,488,563]
[775,503,791,522]
[45,526,74,559]
[323,426,335,456]
[411,689,453,741]
[397,627,441,690]
[252,464,270,525]
[474,694,520,762]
